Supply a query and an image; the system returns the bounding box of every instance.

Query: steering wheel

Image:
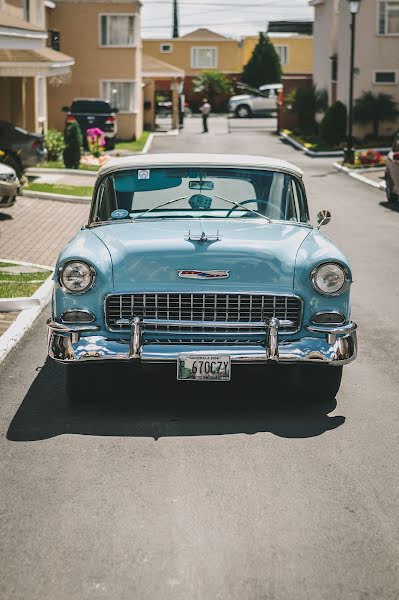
[226,199,283,219]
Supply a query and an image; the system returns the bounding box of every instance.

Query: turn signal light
[61,310,95,323]
[312,312,345,325]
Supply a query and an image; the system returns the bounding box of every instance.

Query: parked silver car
[228,83,282,118]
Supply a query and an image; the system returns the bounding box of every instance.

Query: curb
[0,270,53,364]
[333,162,386,191]
[22,190,91,203]
[280,131,391,158]
[26,167,97,176]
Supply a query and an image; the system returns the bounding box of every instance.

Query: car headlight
[311,263,348,296]
[59,261,95,293]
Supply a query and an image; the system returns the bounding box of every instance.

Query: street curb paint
[0,266,53,365]
[333,162,386,191]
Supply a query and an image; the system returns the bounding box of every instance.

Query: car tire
[105,139,115,151]
[386,174,399,203]
[0,195,16,208]
[297,365,343,400]
[235,105,252,118]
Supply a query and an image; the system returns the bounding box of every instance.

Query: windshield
[91,167,309,224]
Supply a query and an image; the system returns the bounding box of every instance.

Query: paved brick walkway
[0,195,89,266]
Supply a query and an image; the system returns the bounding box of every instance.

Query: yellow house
[0,0,74,133]
[47,0,143,140]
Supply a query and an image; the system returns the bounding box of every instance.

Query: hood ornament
[178,270,230,280]
[185,230,221,243]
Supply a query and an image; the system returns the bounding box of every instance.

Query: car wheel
[105,139,115,151]
[386,174,399,203]
[0,195,16,208]
[297,365,343,400]
[235,105,252,118]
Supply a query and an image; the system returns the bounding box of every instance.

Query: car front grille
[105,293,302,333]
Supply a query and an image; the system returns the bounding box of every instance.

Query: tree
[63,121,82,169]
[353,92,398,138]
[192,70,232,105]
[320,101,347,146]
[241,32,282,88]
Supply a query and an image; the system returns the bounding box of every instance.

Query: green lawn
[0,265,52,298]
[115,131,150,152]
[24,182,93,197]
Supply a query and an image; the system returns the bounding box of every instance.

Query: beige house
[310,0,399,136]
[0,0,74,133]
[47,0,143,140]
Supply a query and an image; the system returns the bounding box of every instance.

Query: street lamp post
[344,0,362,164]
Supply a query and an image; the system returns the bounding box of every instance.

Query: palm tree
[192,70,232,106]
[353,92,398,138]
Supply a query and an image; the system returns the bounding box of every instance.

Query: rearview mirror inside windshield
[189,180,214,191]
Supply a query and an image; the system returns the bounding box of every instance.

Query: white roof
[99,154,303,178]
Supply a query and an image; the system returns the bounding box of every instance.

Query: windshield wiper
[134,196,189,219]
[214,195,271,222]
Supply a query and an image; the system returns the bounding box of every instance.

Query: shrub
[63,121,82,169]
[44,129,65,161]
[86,127,106,158]
[354,92,399,138]
[292,86,318,135]
[320,101,347,146]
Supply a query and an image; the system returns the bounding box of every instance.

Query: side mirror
[317,209,331,228]
[111,107,119,114]
[61,106,69,112]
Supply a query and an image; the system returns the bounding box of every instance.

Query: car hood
[91,219,311,292]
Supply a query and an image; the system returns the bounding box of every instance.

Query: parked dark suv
[62,99,118,149]
[0,121,46,177]
[385,131,399,203]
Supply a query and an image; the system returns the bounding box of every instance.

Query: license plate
[177,354,231,382]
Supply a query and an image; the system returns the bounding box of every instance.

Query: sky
[141,0,314,39]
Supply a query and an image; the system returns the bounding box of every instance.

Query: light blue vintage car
[47,154,357,399]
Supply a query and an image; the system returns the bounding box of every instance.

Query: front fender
[294,229,353,328]
[53,228,113,327]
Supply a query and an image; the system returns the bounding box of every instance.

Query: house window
[160,43,173,53]
[373,70,397,84]
[100,81,136,113]
[36,0,43,26]
[378,1,399,35]
[100,15,135,47]
[274,45,288,66]
[191,47,217,69]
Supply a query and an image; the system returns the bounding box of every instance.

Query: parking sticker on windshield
[138,169,150,180]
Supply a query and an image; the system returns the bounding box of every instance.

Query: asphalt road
[1,117,399,600]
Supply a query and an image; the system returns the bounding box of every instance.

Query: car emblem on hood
[178,270,230,279]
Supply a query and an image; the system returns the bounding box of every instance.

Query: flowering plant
[355,148,385,167]
[86,128,106,157]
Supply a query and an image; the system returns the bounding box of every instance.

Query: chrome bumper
[47,318,357,366]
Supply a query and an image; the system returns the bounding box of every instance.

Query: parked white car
[0,162,20,209]
[228,83,282,118]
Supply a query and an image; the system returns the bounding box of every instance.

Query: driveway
[0,117,399,600]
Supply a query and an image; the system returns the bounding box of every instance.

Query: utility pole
[173,0,179,38]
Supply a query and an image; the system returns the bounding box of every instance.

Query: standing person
[199,98,211,133]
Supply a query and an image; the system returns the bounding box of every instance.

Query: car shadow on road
[0,212,13,221]
[380,201,399,213]
[7,358,345,442]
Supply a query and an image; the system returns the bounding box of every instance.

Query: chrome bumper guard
[47,318,357,366]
